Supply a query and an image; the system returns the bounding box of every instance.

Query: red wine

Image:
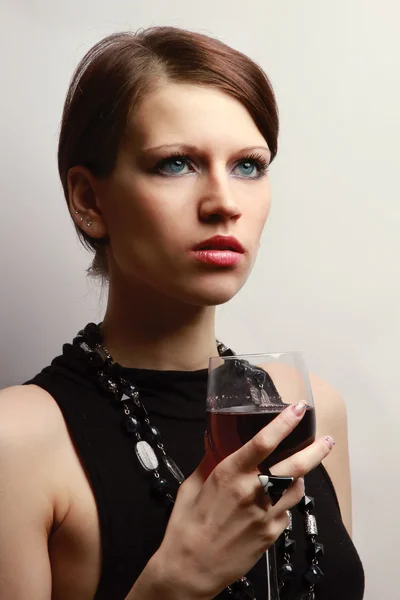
[207,404,316,471]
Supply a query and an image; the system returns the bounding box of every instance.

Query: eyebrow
[141,143,271,156]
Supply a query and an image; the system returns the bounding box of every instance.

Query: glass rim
[209,350,304,362]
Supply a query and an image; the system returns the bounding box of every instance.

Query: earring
[74,210,92,227]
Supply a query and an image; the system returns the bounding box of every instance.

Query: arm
[124,554,212,600]
[0,385,208,600]
[0,386,63,599]
[311,374,353,536]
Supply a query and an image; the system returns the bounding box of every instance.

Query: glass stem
[266,544,280,600]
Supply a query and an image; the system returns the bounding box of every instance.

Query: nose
[198,173,242,224]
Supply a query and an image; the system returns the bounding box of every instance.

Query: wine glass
[206,352,316,600]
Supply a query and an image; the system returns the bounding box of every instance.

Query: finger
[178,433,217,501]
[261,510,292,547]
[268,477,305,513]
[200,432,218,480]
[226,403,308,473]
[271,435,334,479]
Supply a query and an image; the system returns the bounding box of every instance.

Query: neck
[101,279,219,371]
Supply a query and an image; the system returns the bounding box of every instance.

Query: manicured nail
[292,402,308,416]
[325,436,335,449]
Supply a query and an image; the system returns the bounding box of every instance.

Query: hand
[153,403,334,600]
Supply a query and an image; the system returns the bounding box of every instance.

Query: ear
[67,166,108,239]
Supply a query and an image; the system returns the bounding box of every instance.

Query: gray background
[1,1,399,597]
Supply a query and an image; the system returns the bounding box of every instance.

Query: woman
[0,27,364,599]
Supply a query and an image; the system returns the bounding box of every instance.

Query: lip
[193,235,245,253]
[191,235,245,267]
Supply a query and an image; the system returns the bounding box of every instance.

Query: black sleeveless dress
[25,341,364,600]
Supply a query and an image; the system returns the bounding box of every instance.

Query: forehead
[127,83,267,153]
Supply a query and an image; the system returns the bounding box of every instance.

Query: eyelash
[154,150,270,178]
[240,152,270,177]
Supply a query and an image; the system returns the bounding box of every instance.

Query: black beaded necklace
[74,323,324,600]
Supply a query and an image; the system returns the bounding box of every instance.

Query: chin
[172,273,249,307]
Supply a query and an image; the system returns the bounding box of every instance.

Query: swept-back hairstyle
[58,27,279,278]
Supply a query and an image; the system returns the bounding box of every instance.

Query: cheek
[249,197,271,239]
[118,174,189,223]
[99,178,156,240]
[100,181,188,268]
[244,179,271,223]
[259,198,271,223]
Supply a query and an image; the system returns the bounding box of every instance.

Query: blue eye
[153,153,269,179]
[233,158,268,179]
[235,161,257,177]
[157,157,193,176]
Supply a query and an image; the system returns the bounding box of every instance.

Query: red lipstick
[192,235,245,266]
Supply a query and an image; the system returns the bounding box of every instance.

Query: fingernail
[292,402,308,416]
[325,436,335,449]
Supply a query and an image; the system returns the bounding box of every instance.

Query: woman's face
[96,82,271,306]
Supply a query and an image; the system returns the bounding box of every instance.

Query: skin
[0,83,351,599]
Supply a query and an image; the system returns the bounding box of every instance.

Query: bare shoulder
[261,360,347,432]
[309,373,348,433]
[0,385,72,597]
[309,374,353,537]
[260,361,348,430]
[0,383,67,437]
[262,363,353,536]
[0,384,70,462]
[0,384,71,524]
[0,385,102,599]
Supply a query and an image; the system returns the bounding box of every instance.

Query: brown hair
[58,26,279,278]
